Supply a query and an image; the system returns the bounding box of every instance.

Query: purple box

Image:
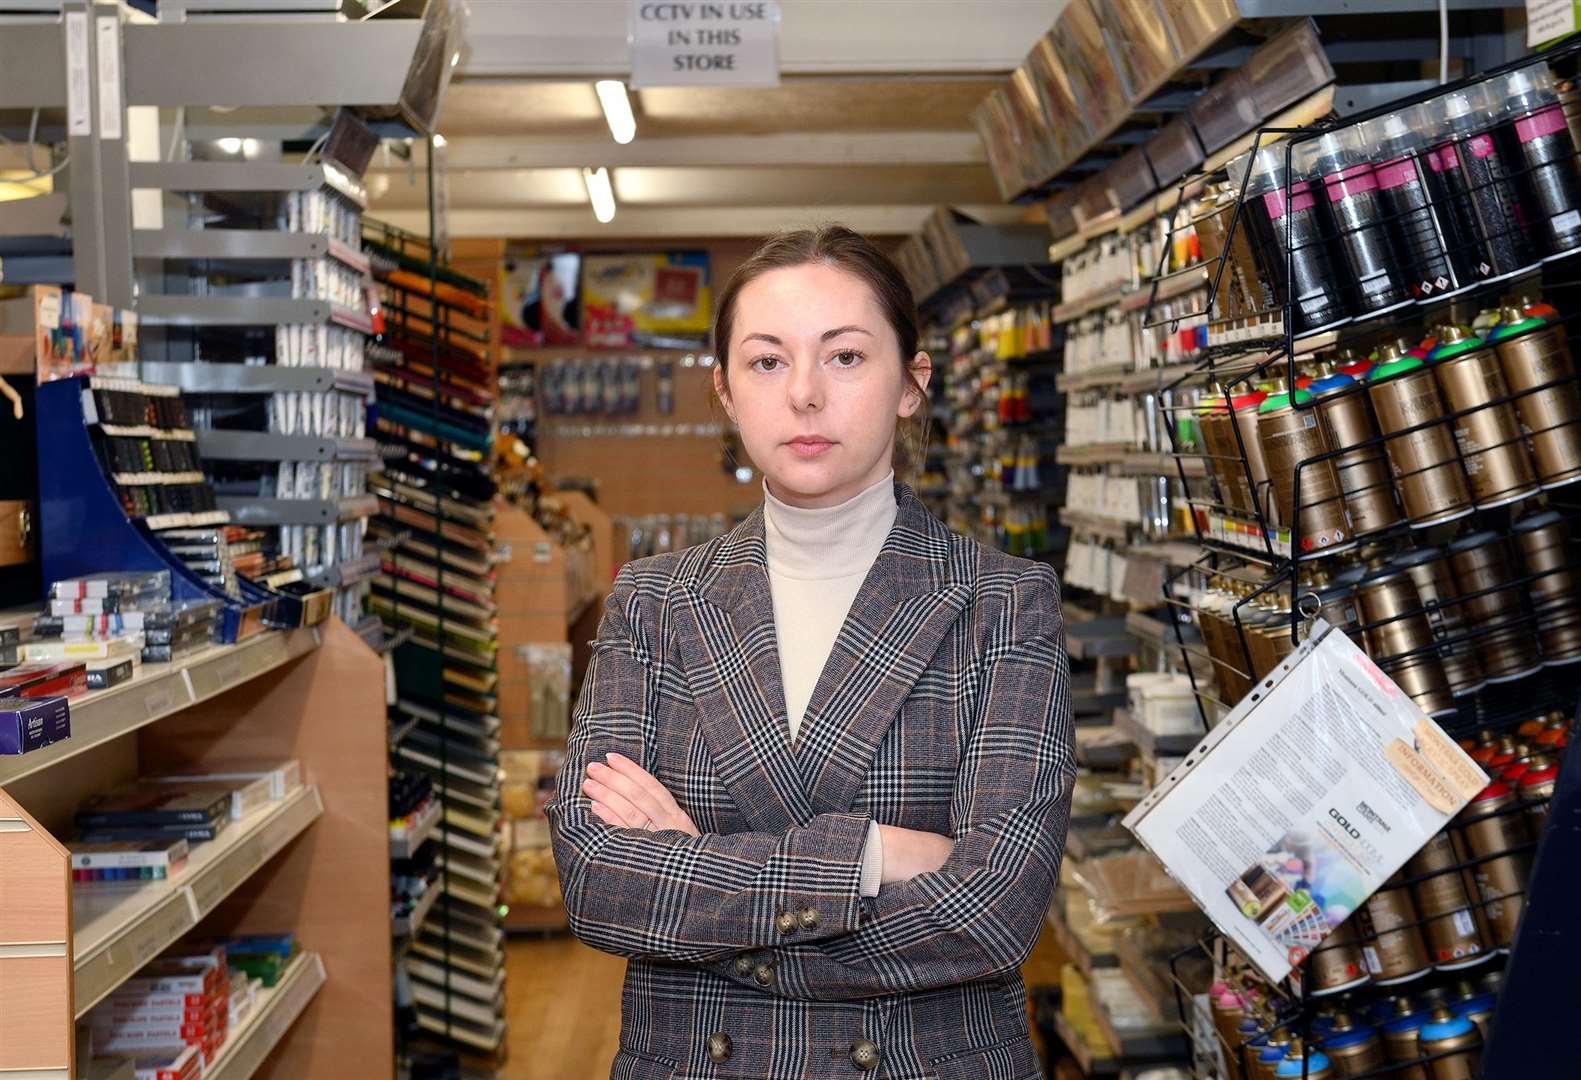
[0,695,71,755]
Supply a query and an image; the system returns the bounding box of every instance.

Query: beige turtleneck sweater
[763,470,897,898]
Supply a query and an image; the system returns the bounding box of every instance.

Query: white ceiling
[367,1,1063,238]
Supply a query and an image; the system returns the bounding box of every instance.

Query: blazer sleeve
[715,562,1076,1000]
[546,563,876,965]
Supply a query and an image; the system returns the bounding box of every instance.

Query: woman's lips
[786,437,835,459]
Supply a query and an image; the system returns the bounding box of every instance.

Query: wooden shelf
[204,952,327,1080]
[1059,510,1133,544]
[0,627,321,788]
[390,797,442,860]
[74,785,323,1017]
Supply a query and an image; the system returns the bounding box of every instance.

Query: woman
[547,226,1075,1080]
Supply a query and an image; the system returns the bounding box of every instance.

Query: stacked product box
[129,1043,201,1080]
[87,945,231,1064]
[0,626,78,754]
[31,570,222,669]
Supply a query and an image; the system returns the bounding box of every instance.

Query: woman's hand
[877,825,955,885]
[582,752,700,837]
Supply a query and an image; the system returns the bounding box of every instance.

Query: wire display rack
[1128,39,1581,1079]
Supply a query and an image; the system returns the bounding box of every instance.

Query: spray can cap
[1498,64,1558,115]
[1364,107,1424,155]
[1421,1008,1476,1041]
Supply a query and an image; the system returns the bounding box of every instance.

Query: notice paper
[1123,621,1486,984]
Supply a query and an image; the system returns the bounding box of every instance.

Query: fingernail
[605,752,618,763]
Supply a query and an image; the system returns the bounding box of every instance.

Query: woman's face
[714,262,931,509]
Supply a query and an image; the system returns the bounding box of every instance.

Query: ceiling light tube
[582,166,616,224]
[595,80,637,145]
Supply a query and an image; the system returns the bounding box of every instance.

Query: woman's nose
[788,361,823,411]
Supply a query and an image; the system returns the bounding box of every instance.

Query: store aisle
[506,928,1068,1077]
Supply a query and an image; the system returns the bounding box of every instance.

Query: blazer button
[734,955,754,976]
[752,963,775,987]
[707,1032,733,1064]
[799,907,821,930]
[776,911,799,935]
[850,1039,880,1071]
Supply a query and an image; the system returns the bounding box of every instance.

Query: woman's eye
[831,350,864,367]
[752,356,783,372]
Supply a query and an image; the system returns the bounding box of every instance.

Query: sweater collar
[762,471,898,581]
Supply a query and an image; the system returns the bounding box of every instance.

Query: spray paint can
[1234,142,1351,333]
[1231,386,1274,521]
[1356,560,1456,717]
[1493,64,1581,257]
[1429,325,1541,506]
[1393,546,1486,696]
[1367,344,1474,527]
[1488,305,1581,488]
[1535,712,1572,752]
[1319,1013,1387,1079]
[1274,1039,1332,1080]
[1519,753,1559,832]
[1252,1024,1292,1080]
[1258,378,1352,552]
[1447,529,1543,682]
[1308,917,1371,995]
[1424,85,1538,277]
[1201,385,1257,516]
[1357,873,1433,984]
[1451,983,1498,1045]
[1365,105,1477,299]
[1299,128,1411,315]
[1512,506,1581,664]
[1417,1007,1483,1080]
[1298,564,1361,644]
[1381,1000,1430,1080]
[1405,831,1489,970]
[1310,364,1401,536]
[1452,780,1532,950]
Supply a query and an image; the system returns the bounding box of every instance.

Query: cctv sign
[630,1,781,88]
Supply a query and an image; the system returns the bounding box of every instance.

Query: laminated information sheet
[1124,621,1488,984]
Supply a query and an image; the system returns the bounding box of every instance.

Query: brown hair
[711,225,931,477]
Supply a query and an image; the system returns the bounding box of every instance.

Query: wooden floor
[504,925,1069,1078]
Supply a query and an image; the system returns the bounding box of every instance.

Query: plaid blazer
[547,482,1075,1080]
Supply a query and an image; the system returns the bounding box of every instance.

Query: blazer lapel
[675,505,815,834]
[791,486,970,814]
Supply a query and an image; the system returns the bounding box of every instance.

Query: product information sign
[630,1,781,88]
[1124,621,1487,984]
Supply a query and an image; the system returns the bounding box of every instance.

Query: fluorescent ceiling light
[582,166,616,224]
[432,133,448,149]
[216,137,242,154]
[595,80,637,145]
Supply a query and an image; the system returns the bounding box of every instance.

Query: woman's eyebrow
[740,326,871,346]
[821,325,872,341]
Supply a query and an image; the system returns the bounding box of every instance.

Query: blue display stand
[35,375,269,642]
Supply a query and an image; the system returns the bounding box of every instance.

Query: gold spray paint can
[1312,363,1402,536]
[1452,781,1531,950]
[1309,916,1371,995]
[1201,385,1256,515]
[1381,998,1430,1080]
[1447,529,1543,682]
[1367,341,1474,527]
[1393,547,1486,696]
[1357,873,1433,984]
[1511,506,1581,665]
[1490,306,1581,489]
[1257,378,1352,552]
[1321,1012,1388,1079]
[1417,1007,1483,1080]
[1356,560,1456,717]
[1519,754,1560,833]
[1406,831,1490,970]
[1430,325,1541,507]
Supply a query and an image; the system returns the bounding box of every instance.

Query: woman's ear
[712,362,737,425]
[898,351,933,418]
